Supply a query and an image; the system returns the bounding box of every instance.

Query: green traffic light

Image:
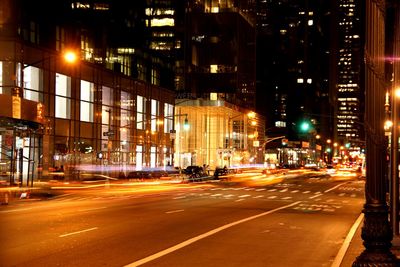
[300,121,310,132]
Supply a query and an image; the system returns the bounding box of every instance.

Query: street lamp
[18,50,78,97]
[353,1,398,264]
[390,86,400,235]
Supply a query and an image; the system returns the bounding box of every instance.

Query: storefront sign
[12,96,21,119]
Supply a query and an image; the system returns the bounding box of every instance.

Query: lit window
[210,93,218,100]
[23,66,42,101]
[164,103,174,133]
[137,95,146,130]
[150,18,174,27]
[55,73,71,119]
[211,7,219,13]
[210,65,218,73]
[307,78,312,84]
[308,20,313,26]
[80,80,94,122]
[151,99,159,132]
[297,78,304,84]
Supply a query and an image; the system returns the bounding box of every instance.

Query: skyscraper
[256,0,332,141]
[335,0,364,147]
[183,0,257,110]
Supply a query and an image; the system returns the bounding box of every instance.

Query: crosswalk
[49,183,363,204]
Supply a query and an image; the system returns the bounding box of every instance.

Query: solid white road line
[124,201,301,267]
[59,227,98,238]
[331,213,364,267]
[173,196,186,199]
[165,209,184,214]
[309,194,323,199]
[324,182,348,193]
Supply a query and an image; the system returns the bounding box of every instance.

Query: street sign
[103,130,114,137]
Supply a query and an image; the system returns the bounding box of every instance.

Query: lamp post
[391,87,400,236]
[353,0,399,265]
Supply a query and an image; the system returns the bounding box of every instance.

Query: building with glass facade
[175,98,265,169]
[0,0,176,184]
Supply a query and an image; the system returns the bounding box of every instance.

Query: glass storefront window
[55,73,71,119]
[137,95,146,129]
[151,99,159,132]
[23,66,43,102]
[136,145,143,170]
[80,80,94,122]
[102,86,113,106]
[164,103,173,133]
[150,146,156,168]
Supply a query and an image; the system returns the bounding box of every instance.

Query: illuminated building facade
[175,99,265,169]
[335,0,363,146]
[0,0,176,184]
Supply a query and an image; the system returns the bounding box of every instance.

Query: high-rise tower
[256,0,332,140]
[335,0,363,147]
[183,0,257,110]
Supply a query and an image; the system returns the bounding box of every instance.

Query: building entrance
[0,118,42,186]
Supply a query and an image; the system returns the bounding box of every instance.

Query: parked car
[214,167,240,179]
[150,170,169,179]
[214,167,228,179]
[184,166,203,175]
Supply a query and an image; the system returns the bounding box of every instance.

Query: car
[150,170,169,179]
[214,167,228,178]
[183,166,203,175]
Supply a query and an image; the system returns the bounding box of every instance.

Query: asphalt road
[0,171,364,267]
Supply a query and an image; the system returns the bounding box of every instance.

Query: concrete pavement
[338,214,400,266]
[3,176,400,266]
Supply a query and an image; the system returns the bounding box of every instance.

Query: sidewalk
[339,216,400,266]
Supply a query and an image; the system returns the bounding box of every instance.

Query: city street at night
[1,171,365,267]
[1,1,399,265]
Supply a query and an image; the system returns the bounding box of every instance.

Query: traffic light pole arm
[262,136,286,148]
[165,114,188,119]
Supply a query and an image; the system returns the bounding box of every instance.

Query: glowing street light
[183,117,190,131]
[19,50,78,97]
[63,50,78,64]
